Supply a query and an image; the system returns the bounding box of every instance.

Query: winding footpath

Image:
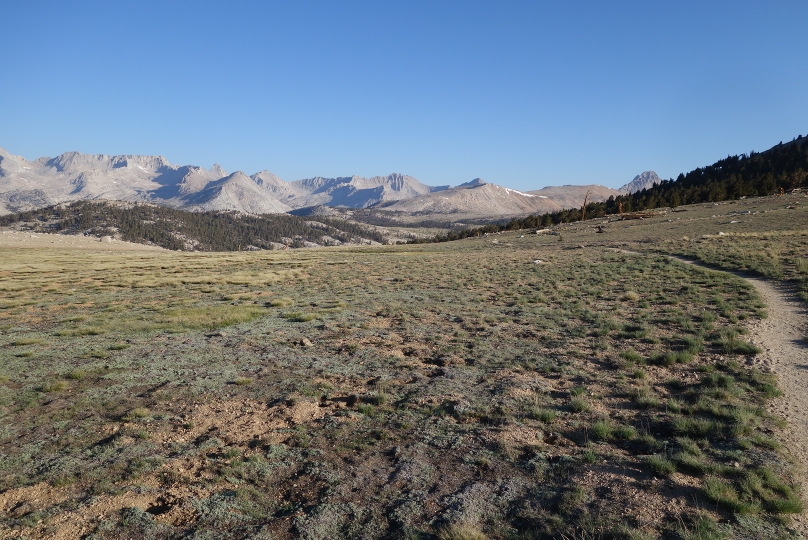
[744,276,808,535]
[674,257,808,534]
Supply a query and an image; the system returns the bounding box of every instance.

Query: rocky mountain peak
[619,171,662,194]
[0,148,28,174]
[457,178,487,188]
[210,164,227,177]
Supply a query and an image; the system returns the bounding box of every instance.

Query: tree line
[0,201,387,250]
[413,135,808,243]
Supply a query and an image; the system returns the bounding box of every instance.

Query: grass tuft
[67,370,86,380]
[647,455,676,476]
[569,398,591,413]
[436,523,487,540]
[41,381,67,392]
[589,420,613,441]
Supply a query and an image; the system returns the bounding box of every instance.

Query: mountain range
[0,147,654,218]
[375,179,622,219]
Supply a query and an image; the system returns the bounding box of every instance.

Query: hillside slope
[378,179,618,219]
[429,133,808,240]
[0,200,387,251]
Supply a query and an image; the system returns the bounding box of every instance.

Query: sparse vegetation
[647,454,676,476]
[0,192,804,539]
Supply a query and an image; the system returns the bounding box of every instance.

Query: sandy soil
[0,230,164,251]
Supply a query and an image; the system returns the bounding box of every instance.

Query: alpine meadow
[1,151,807,537]
[3,2,808,537]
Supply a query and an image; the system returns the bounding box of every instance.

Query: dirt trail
[673,257,808,534]
[744,276,808,534]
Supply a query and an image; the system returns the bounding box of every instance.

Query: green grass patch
[569,397,591,413]
[589,420,613,441]
[647,455,676,476]
[40,381,67,392]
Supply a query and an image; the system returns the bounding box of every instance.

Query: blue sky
[2,1,806,190]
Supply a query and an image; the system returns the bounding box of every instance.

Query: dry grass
[0,193,804,539]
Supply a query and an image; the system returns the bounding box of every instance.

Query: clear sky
[2,1,807,190]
